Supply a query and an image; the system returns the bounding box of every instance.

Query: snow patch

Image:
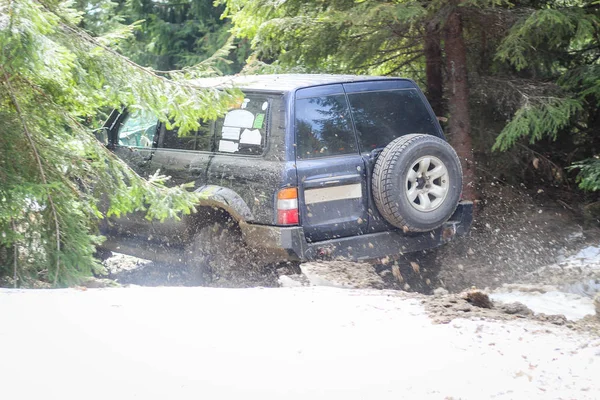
[574,245,600,260]
[491,289,595,321]
[554,245,600,270]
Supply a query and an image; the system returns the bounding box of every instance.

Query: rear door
[294,85,369,242]
[148,120,213,188]
[342,80,444,233]
[142,121,215,244]
[206,93,280,223]
[106,109,159,239]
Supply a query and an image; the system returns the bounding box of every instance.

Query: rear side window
[161,122,213,152]
[295,94,357,159]
[347,89,438,152]
[117,110,158,148]
[215,95,269,155]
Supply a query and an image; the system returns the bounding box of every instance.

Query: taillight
[277,187,299,225]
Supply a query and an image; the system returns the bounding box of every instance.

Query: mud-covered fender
[194,185,255,222]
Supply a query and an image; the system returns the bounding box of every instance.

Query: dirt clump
[300,261,384,289]
[425,292,519,325]
[499,302,533,316]
[462,288,493,308]
[423,290,600,334]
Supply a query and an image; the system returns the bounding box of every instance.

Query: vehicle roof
[188,74,410,92]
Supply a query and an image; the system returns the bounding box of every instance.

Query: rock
[433,287,449,297]
[537,313,567,326]
[500,302,533,316]
[594,294,600,320]
[462,289,493,309]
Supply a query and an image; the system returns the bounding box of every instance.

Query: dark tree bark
[444,8,477,201]
[424,21,444,117]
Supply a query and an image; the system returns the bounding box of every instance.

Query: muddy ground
[101,185,598,291]
[97,184,600,332]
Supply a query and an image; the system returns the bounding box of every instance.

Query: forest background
[1,0,598,284]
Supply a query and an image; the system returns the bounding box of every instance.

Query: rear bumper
[241,201,474,262]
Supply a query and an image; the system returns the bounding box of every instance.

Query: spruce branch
[1,68,62,285]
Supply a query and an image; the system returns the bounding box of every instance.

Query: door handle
[303,174,362,189]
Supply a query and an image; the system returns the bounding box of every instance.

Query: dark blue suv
[100,74,473,283]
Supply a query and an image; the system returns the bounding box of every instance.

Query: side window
[161,121,213,152]
[295,94,357,159]
[215,95,269,155]
[347,89,438,152]
[117,110,158,148]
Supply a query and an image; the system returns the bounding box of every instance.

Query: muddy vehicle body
[99,74,472,273]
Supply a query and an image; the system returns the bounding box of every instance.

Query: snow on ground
[487,245,600,321]
[490,290,595,321]
[567,245,600,267]
[1,287,599,400]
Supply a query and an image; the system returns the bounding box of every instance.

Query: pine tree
[0,0,239,286]
[75,0,250,73]
[492,1,600,190]
[217,0,512,199]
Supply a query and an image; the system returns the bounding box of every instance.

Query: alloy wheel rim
[405,156,449,212]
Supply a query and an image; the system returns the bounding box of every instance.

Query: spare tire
[372,134,462,232]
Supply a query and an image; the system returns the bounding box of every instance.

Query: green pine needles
[0,0,238,286]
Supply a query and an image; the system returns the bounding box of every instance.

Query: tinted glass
[117,110,158,148]
[161,122,213,151]
[215,95,269,155]
[295,94,357,159]
[347,89,438,151]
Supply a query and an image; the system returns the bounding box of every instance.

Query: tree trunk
[444,8,477,201]
[424,21,444,117]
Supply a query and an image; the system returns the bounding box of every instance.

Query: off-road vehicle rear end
[99,74,472,283]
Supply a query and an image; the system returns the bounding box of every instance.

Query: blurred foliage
[0,0,240,286]
[75,0,251,72]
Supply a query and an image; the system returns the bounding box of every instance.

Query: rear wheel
[184,220,277,287]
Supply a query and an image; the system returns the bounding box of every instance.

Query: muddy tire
[185,221,275,287]
[372,134,462,232]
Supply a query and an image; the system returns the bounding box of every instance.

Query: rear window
[295,94,358,159]
[161,122,213,152]
[347,89,438,151]
[215,94,269,155]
